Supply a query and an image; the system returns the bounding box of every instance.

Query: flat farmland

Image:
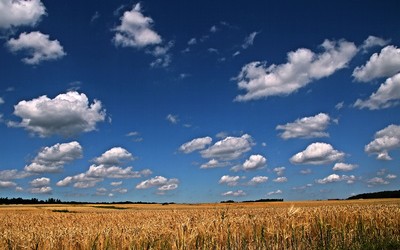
[0,199,399,249]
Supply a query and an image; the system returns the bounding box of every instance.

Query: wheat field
[0,199,399,249]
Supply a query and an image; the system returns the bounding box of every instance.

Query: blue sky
[0,0,399,203]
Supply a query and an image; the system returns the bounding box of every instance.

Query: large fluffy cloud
[30,177,50,187]
[25,141,82,173]
[6,31,66,65]
[0,0,46,29]
[93,147,133,166]
[235,39,357,101]
[290,142,345,165]
[201,134,254,160]
[10,91,106,137]
[57,147,151,188]
[354,73,400,110]
[276,113,331,139]
[353,45,400,82]
[219,175,240,186]
[135,176,178,191]
[113,3,162,48]
[365,124,400,160]
[179,136,212,153]
[242,154,266,170]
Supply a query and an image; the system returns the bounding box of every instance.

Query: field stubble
[0,199,399,249]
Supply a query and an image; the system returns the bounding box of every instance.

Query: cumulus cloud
[200,159,228,169]
[242,154,267,170]
[0,181,17,188]
[332,162,358,171]
[93,147,133,166]
[367,177,389,186]
[290,142,345,165]
[316,174,356,184]
[353,46,400,82]
[361,36,390,52]
[354,73,400,110]
[9,91,106,137]
[386,174,397,179]
[6,31,66,65]
[222,190,246,197]
[110,181,122,186]
[25,141,82,173]
[30,177,50,187]
[276,113,331,139]
[113,3,161,48]
[179,136,213,154]
[30,186,52,194]
[219,175,240,186]
[273,177,288,183]
[273,167,286,176]
[267,190,282,196]
[0,169,31,180]
[235,39,357,101]
[0,0,46,29]
[201,134,254,160]
[364,124,400,160]
[136,176,179,191]
[248,176,268,185]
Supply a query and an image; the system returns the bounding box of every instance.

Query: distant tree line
[347,190,400,200]
[0,197,176,205]
[221,198,284,203]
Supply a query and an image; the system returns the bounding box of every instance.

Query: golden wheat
[0,199,399,249]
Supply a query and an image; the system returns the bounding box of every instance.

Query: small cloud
[273,167,285,176]
[248,176,268,185]
[290,142,345,165]
[300,168,312,174]
[332,162,358,171]
[273,177,287,183]
[242,31,259,49]
[222,190,246,197]
[166,114,179,124]
[335,101,344,110]
[267,190,282,196]
[364,124,400,160]
[90,11,100,23]
[187,38,197,45]
[210,25,218,33]
[219,175,240,186]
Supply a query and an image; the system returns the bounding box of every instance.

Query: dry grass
[0,199,399,249]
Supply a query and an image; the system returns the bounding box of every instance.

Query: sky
[0,0,399,203]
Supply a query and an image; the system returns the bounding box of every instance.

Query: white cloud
[0,0,46,29]
[222,190,246,197]
[0,97,4,104]
[0,169,31,180]
[273,177,287,183]
[110,181,122,186]
[0,181,17,188]
[10,91,106,137]
[316,174,340,184]
[188,38,197,45]
[112,188,128,193]
[386,174,397,179]
[276,113,331,139]
[6,31,66,65]
[332,162,358,171]
[300,168,312,174]
[267,190,282,196]
[354,73,400,110]
[361,36,390,52]
[113,3,162,48]
[367,177,389,186]
[210,25,217,33]
[335,101,344,110]
[273,167,286,176]
[364,124,400,160]
[93,147,133,166]
[30,177,50,187]
[290,142,345,165]
[242,154,266,171]
[179,136,213,154]
[200,159,228,169]
[166,114,179,124]
[242,32,259,49]
[136,176,179,191]
[86,165,144,179]
[353,46,400,82]
[25,141,82,173]
[219,175,240,186]
[201,134,254,161]
[235,39,357,101]
[316,174,356,184]
[30,186,52,194]
[248,176,268,185]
